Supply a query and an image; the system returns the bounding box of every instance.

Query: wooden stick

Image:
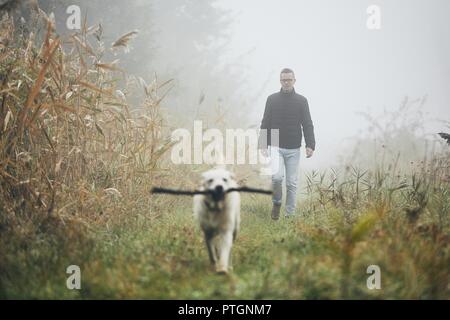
[151,186,272,196]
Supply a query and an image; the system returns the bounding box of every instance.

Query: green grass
[2,192,447,299]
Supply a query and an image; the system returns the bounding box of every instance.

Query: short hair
[280,68,295,77]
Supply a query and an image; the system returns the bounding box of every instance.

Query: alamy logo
[366,265,381,289]
[66,5,81,30]
[66,265,81,290]
[366,5,381,30]
[170,121,280,175]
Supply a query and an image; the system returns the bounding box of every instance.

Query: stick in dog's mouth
[151,186,272,196]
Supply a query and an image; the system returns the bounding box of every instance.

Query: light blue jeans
[271,147,301,216]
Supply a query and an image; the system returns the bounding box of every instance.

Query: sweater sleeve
[301,99,316,150]
[258,97,272,149]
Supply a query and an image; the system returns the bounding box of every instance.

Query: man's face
[280,72,296,92]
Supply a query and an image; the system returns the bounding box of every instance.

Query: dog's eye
[223,178,228,182]
[207,179,213,184]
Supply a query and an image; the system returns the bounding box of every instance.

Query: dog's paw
[215,266,229,275]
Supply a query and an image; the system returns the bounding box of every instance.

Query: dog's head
[200,168,236,203]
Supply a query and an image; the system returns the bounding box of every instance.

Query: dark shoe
[271,204,281,220]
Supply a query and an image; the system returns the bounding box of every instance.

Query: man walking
[258,68,315,220]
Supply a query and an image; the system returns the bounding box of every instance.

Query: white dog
[193,168,241,274]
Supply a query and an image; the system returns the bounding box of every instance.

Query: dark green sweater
[259,89,315,150]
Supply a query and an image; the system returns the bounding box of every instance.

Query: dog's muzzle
[203,185,226,211]
[211,185,225,202]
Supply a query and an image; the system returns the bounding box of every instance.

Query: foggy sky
[30,0,450,170]
[215,0,450,169]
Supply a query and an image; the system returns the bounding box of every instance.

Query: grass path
[79,195,307,299]
[3,193,443,299]
[72,198,367,298]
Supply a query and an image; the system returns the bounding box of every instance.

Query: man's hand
[260,148,269,157]
[306,147,314,158]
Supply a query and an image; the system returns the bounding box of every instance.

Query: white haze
[212,0,450,170]
[37,0,449,170]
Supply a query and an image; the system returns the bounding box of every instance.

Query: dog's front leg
[203,230,217,266]
[214,232,233,274]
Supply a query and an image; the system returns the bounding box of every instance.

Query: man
[258,68,315,220]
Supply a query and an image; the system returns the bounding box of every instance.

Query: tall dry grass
[0,10,174,283]
[301,119,449,299]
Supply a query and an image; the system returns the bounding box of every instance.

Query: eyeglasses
[280,79,295,82]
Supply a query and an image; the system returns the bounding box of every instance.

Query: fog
[149,0,450,169]
[22,0,450,169]
[214,0,450,169]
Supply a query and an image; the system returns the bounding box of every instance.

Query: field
[2,183,449,299]
[0,11,449,299]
